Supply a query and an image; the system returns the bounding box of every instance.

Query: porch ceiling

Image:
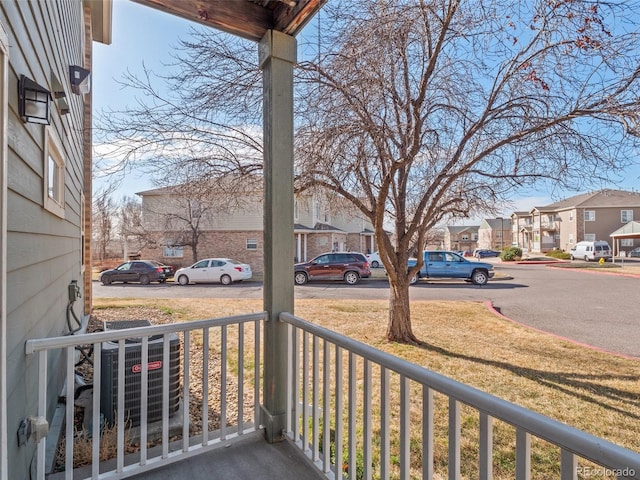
[131,0,325,42]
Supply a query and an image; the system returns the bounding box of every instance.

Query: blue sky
[93,1,639,220]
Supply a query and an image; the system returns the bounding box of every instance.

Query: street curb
[484,301,639,361]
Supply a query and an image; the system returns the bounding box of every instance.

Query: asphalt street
[93,261,640,358]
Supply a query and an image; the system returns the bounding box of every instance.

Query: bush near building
[500,246,522,261]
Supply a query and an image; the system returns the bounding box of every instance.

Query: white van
[569,241,612,261]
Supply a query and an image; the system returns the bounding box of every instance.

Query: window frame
[621,210,633,223]
[246,238,258,250]
[163,245,184,258]
[584,210,596,222]
[43,127,65,217]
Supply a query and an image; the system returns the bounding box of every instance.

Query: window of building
[621,210,633,223]
[584,210,595,222]
[163,245,184,258]
[621,239,634,247]
[569,212,574,221]
[568,234,574,244]
[461,234,469,241]
[246,238,258,250]
[584,233,596,241]
[44,128,65,217]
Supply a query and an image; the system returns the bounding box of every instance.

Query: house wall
[142,193,264,231]
[0,1,90,476]
[140,190,374,273]
[556,206,640,251]
[141,230,265,273]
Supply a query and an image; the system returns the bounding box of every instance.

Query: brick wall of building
[140,230,265,273]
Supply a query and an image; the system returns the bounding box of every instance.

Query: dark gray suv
[294,252,371,285]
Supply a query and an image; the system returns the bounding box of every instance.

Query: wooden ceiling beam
[132,0,273,42]
[132,0,324,42]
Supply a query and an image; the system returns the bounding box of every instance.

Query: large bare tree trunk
[386,276,419,344]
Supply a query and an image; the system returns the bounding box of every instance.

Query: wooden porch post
[259,29,296,443]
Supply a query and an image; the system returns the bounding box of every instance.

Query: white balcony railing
[25,312,266,480]
[26,311,640,479]
[281,312,640,480]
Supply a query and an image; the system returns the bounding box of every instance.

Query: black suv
[99,260,168,285]
[294,252,371,285]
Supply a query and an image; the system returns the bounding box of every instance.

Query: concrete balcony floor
[129,431,326,480]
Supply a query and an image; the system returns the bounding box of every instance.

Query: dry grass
[90,297,640,478]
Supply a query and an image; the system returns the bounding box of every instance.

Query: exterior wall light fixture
[69,65,90,95]
[18,75,51,125]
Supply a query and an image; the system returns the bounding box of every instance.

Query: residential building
[511,211,533,252]
[9,2,639,479]
[136,186,376,272]
[477,217,512,250]
[0,1,108,477]
[531,189,640,252]
[444,225,479,252]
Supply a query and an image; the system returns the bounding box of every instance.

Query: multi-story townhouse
[137,186,376,273]
[444,225,479,252]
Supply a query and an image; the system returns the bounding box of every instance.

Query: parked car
[174,258,252,285]
[628,247,640,257]
[569,241,612,261]
[294,252,371,285]
[474,249,501,258]
[99,260,168,285]
[157,262,174,277]
[366,251,382,268]
[409,251,495,285]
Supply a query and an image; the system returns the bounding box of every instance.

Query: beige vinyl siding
[295,195,315,226]
[0,1,89,476]
[143,193,265,231]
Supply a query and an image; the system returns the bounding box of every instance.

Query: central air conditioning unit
[100,320,181,427]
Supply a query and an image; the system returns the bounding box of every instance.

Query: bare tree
[294,0,640,342]
[94,0,640,344]
[92,191,117,260]
[139,175,259,263]
[93,29,263,190]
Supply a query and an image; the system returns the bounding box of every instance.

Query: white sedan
[366,251,382,268]
[174,258,252,285]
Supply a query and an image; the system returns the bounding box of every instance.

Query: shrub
[546,249,570,260]
[500,246,522,261]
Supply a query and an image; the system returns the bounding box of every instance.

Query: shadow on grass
[415,340,640,420]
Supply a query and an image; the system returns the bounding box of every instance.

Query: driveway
[92,262,640,358]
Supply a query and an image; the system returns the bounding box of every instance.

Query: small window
[44,128,65,217]
[569,212,574,221]
[568,234,574,244]
[584,210,595,222]
[584,234,596,241]
[621,210,633,223]
[461,234,469,241]
[621,239,634,247]
[193,260,209,268]
[163,245,184,258]
[246,238,258,250]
